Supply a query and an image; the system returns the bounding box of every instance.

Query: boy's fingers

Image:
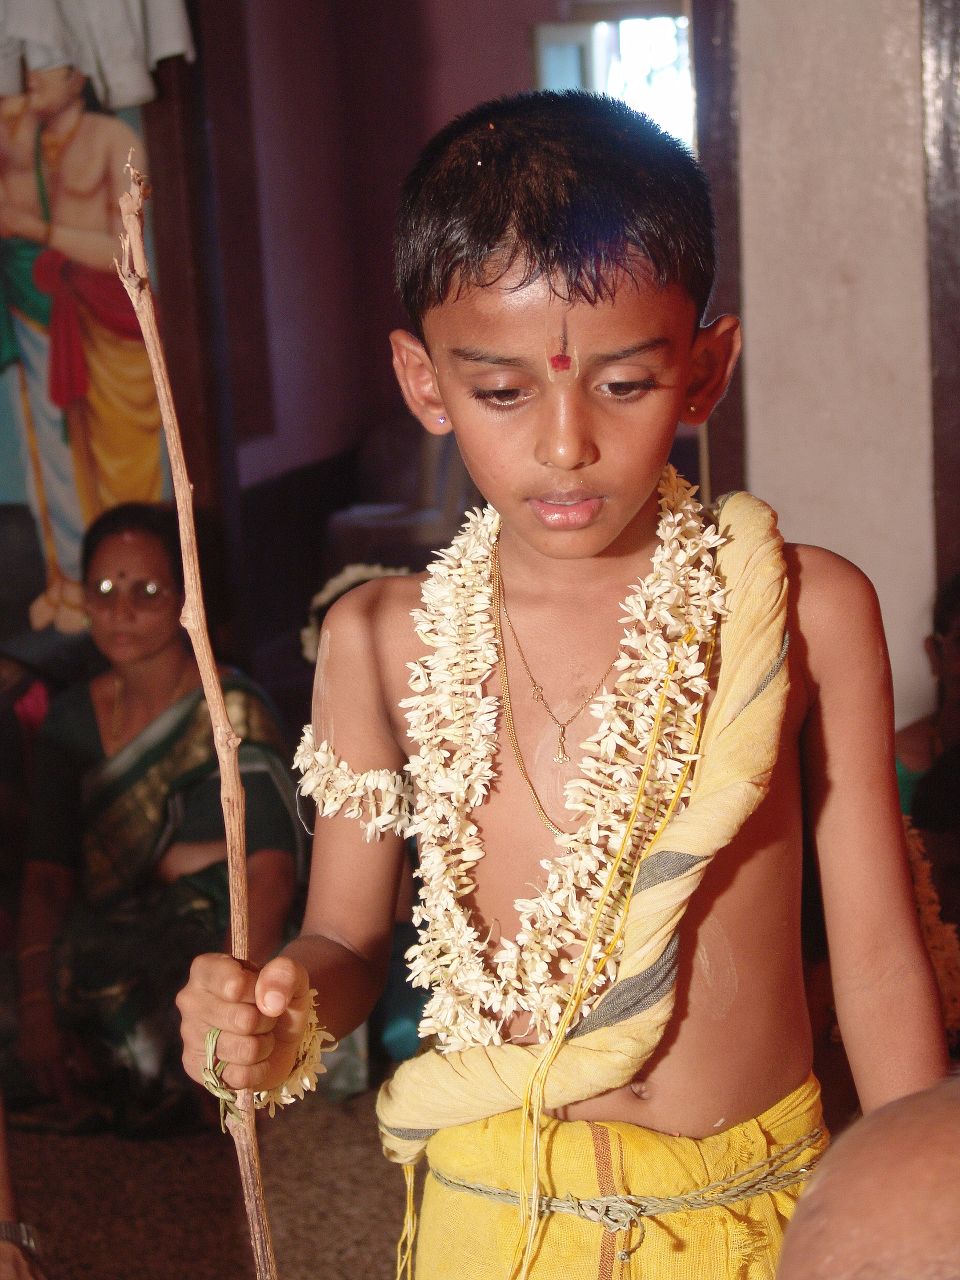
[215,1053,295,1094]
[185,952,259,1004]
[208,1025,277,1068]
[177,954,276,1036]
[178,953,311,1091]
[254,955,311,1026]
[178,953,270,1086]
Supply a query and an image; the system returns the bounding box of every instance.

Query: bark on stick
[116,159,278,1280]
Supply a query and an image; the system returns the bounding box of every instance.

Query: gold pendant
[554,727,569,764]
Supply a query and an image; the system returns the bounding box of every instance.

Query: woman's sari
[34,672,299,1132]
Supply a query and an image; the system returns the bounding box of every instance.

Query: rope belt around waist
[429,1127,825,1236]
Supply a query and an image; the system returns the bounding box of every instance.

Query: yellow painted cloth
[378,492,790,1161]
[65,300,163,522]
[417,1076,827,1280]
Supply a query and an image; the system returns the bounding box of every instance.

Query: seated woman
[11,504,299,1134]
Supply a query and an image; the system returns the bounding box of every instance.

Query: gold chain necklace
[491,540,614,838]
[495,545,615,766]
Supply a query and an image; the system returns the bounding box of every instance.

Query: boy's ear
[684,315,742,424]
[390,330,452,435]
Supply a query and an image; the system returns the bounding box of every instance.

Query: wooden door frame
[923,0,960,584]
[691,0,744,497]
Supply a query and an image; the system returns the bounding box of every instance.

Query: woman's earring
[438,415,446,425]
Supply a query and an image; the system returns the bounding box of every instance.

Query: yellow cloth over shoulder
[377,491,789,1163]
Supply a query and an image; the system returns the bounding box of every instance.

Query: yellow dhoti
[417,1076,827,1280]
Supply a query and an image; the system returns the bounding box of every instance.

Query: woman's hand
[176,953,314,1094]
[0,1239,45,1280]
[155,839,227,885]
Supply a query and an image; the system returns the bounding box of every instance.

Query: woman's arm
[244,848,296,967]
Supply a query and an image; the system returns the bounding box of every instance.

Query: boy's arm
[796,545,948,1111]
[178,584,408,1093]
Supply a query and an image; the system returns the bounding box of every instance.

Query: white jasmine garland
[403,466,727,1051]
[295,732,412,840]
[253,997,336,1116]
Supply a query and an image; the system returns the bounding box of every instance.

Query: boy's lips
[527,494,604,529]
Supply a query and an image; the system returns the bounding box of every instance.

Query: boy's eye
[600,378,659,399]
[471,387,527,409]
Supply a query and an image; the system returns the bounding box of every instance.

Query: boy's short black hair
[396,90,715,333]
[81,502,183,590]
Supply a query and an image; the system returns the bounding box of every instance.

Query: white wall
[737,0,936,725]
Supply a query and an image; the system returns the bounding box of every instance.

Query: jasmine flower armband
[294,725,412,841]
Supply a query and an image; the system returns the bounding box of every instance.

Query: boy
[177,92,946,1277]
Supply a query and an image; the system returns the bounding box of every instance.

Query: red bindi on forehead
[549,353,572,372]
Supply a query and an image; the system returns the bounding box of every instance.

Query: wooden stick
[116,159,279,1280]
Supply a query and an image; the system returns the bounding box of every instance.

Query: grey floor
[9,1089,407,1280]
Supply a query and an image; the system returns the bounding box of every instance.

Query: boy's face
[391,262,740,565]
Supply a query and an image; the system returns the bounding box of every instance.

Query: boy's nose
[534,404,599,470]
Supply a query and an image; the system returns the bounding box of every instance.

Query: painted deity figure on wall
[0,65,165,633]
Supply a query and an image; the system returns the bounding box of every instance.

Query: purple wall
[231,0,570,490]
[424,0,557,132]
[237,1,355,486]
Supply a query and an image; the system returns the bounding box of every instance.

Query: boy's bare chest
[388,609,809,1031]
[386,610,637,949]
[469,721,591,949]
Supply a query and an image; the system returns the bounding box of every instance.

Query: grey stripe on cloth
[711,491,738,522]
[733,630,790,722]
[631,849,707,898]
[567,933,680,1040]
[383,1124,439,1142]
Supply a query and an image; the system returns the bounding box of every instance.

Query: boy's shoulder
[312,574,427,757]
[780,540,885,698]
[320,572,426,671]
[322,572,424,626]
[782,540,880,616]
